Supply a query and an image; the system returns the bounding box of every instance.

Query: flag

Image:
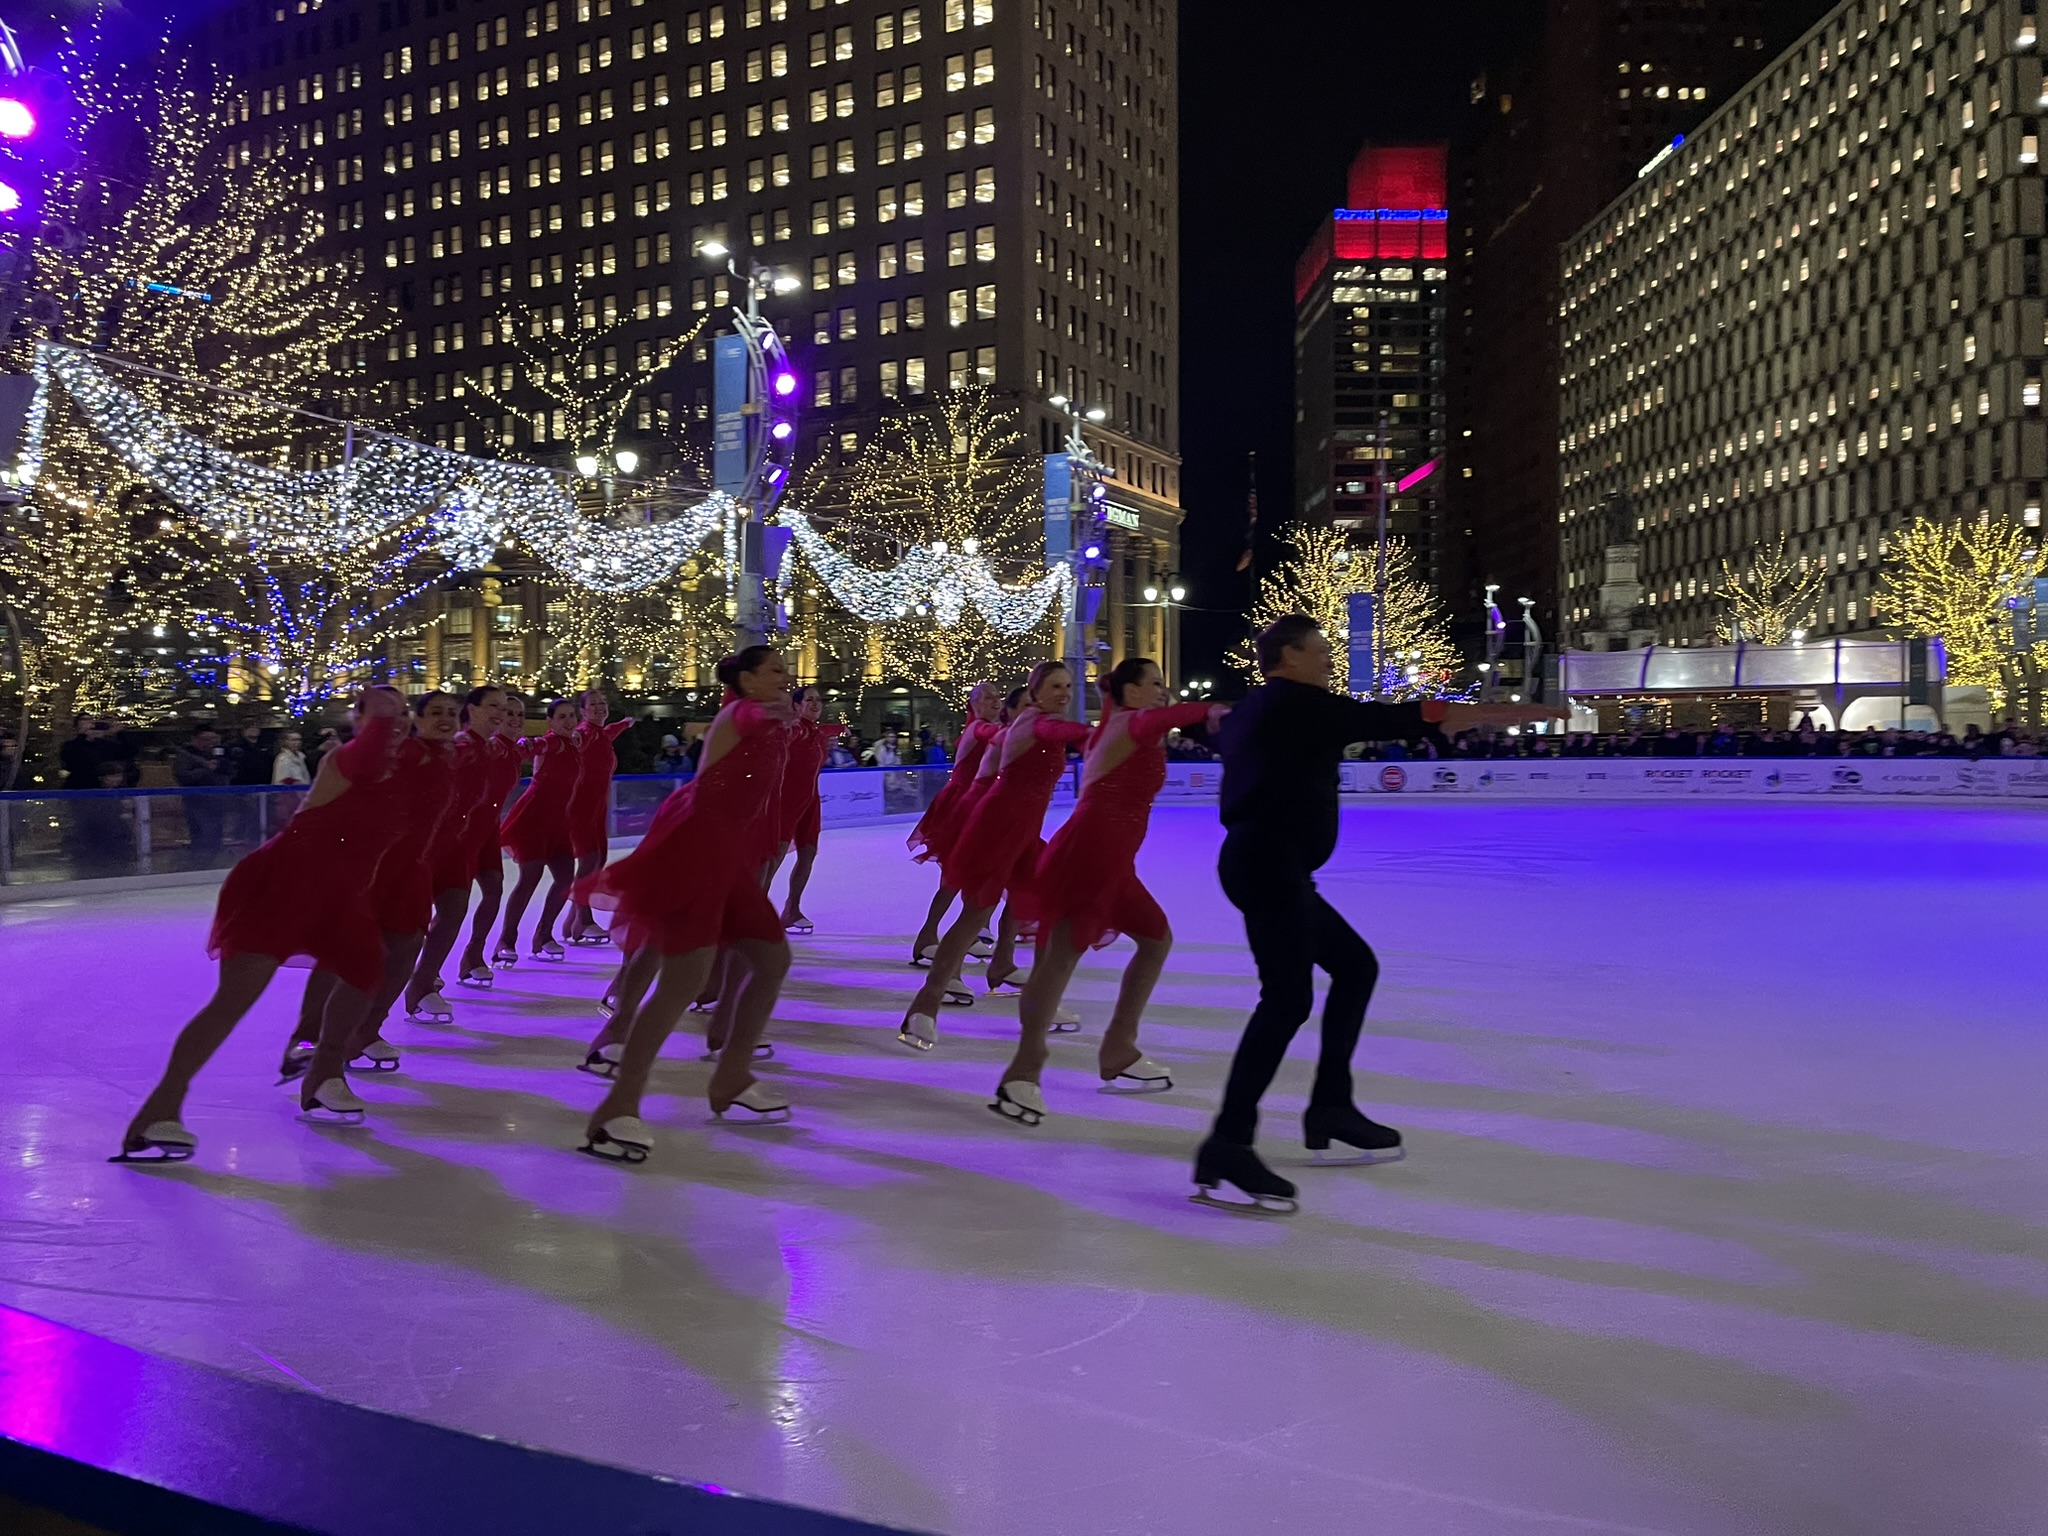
[1234,452,1258,573]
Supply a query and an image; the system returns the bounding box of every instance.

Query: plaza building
[1293,144,1451,597]
[177,0,1183,694]
[1558,0,2048,651]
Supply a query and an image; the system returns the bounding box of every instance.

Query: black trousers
[1211,831,1380,1147]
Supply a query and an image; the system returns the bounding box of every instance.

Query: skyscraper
[1293,144,1451,595]
[1447,0,1784,635]
[178,0,1182,689]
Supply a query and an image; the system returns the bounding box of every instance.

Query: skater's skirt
[906,775,980,866]
[370,847,437,936]
[500,787,574,864]
[567,793,611,860]
[576,823,784,956]
[209,842,386,993]
[942,807,1045,913]
[429,826,479,897]
[1024,814,1167,952]
[778,791,822,849]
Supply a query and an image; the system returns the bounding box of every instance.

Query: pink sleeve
[604,718,633,743]
[729,701,777,736]
[1129,701,1215,747]
[821,722,847,741]
[1034,716,1093,746]
[332,712,399,781]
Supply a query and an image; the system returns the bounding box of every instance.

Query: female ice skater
[563,689,633,945]
[898,662,1087,1057]
[115,687,410,1161]
[989,659,1226,1127]
[573,646,798,1161]
[403,684,509,1021]
[772,684,845,934]
[494,697,579,963]
[280,690,462,1081]
[904,682,1003,966]
[453,689,528,987]
[1194,614,1560,1212]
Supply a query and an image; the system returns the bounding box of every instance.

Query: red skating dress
[776,719,846,848]
[574,700,791,955]
[1024,701,1213,950]
[470,732,524,880]
[369,737,461,935]
[499,730,577,864]
[939,712,1090,911]
[430,730,493,895]
[207,713,403,992]
[568,717,634,859]
[906,719,1000,865]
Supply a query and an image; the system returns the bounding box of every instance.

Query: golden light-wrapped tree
[0,21,389,736]
[1875,514,2043,709]
[1232,524,1461,697]
[1711,533,1824,645]
[793,389,1052,705]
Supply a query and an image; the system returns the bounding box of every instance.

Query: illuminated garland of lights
[777,507,1068,635]
[25,344,736,596]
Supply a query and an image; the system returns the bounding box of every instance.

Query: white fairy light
[778,507,1067,635]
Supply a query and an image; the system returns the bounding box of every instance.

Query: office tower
[1293,144,1451,595]
[181,0,1181,687]
[1558,0,2043,649]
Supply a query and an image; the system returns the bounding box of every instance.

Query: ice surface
[1,799,2044,1536]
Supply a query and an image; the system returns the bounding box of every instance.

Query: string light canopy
[777,507,1068,634]
[20,343,737,596]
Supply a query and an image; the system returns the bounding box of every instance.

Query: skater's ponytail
[998,686,1027,724]
[1101,657,1158,714]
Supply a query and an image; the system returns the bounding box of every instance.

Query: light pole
[696,239,801,646]
[1046,393,1108,718]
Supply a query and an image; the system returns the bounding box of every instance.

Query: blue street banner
[1347,591,1377,697]
[712,334,748,495]
[1041,453,1072,559]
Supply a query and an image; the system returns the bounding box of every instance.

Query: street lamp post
[1046,393,1108,719]
[697,239,801,647]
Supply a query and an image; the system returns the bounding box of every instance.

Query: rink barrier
[1330,757,2048,798]
[0,1302,919,1536]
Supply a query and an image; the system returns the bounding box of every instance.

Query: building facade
[181,0,1181,697]
[1449,0,1785,635]
[1558,0,2047,650]
[1294,144,1451,596]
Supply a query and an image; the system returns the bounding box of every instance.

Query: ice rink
[2,798,2044,1536]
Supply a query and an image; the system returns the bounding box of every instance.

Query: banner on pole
[712,334,748,495]
[1346,591,1377,696]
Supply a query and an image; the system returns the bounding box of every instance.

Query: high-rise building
[1293,144,1451,594]
[1557,0,2044,650]
[1448,0,1780,634]
[178,0,1182,690]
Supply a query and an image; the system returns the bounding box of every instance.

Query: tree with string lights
[1711,533,1824,645]
[1875,513,2043,711]
[0,19,388,743]
[1232,524,1461,698]
[791,388,1053,705]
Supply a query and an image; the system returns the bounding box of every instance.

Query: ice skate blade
[784,919,814,935]
[1191,1184,1297,1215]
[456,967,494,989]
[1307,1145,1406,1167]
[490,948,519,968]
[700,1042,775,1061]
[578,1045,623,1078]
[578,1135,648,1163]
[109,1122,197,1164]
[990,1081,1046,1127]
[531,945,566,963]
[711,1090,792,1124]
[1048,1018,1082,1034]
[941,987,973,1007]
[350,1054,401,1073]
[275,1046,315,1086]
[569,932,612,947]
[406,996,454,1024]
[1100,1075,1173,1094]
[580,1117,652,1162]
[897,1013,939,1052]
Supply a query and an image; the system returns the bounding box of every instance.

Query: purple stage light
[0,99,32,139]
[772,371,797,397]
[0,182,21,214]
[770,420,793,440]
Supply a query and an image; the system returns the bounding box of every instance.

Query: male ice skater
[1193,614,1561,1211]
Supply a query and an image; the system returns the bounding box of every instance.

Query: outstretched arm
[1032,715,1094,747]
[330,712,401,783]
[1128,700,1219,747]
[603,718,634,743]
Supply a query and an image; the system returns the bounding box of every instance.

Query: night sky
[1174,0,1529,683]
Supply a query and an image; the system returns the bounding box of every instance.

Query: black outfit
[173,744,228,865]
[59,732,106,791]
[1211,678,1433,1147]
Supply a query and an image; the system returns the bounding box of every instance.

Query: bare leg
[124,954,282,1139]
[907,901,996,1018]
[300,975,376,1107]
[406,888,470,1009]
[585,947,719,1130]
[290,970,337,1049]
[912,881,957,955]
[565,850,603,938]
[778,843,819,926]
[708,937,792,1108]
[497,861,544,954]
[1099,932,1172,1079]
[1001,921,1083,1087]
[461,865,505,971]
[350,932,424,1056]
[591,945,660,1051]
[986,906,1027,987]
[530,854,576,952]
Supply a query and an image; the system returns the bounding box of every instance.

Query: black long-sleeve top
[1217,679,1444,872]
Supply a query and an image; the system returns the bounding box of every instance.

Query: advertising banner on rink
[1321,758,2048,801]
